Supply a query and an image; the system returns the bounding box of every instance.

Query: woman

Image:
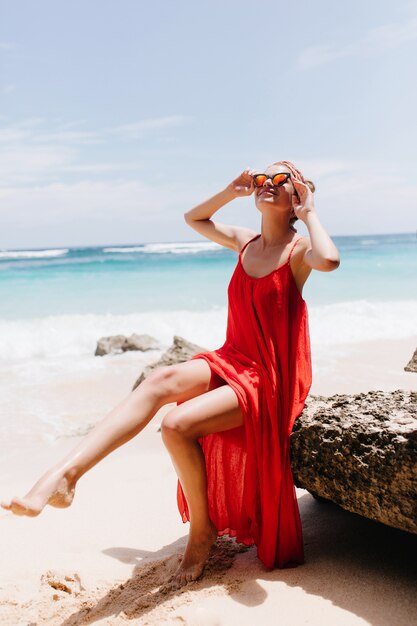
[1,160,340,591]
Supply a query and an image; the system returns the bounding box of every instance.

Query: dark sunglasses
[252,172,291,187]
[252,172,299,199]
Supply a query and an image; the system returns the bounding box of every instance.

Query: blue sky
[1,0,416,248]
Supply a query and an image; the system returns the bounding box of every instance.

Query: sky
[1,0,416,249]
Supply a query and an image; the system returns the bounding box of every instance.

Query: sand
[0,336,416,625]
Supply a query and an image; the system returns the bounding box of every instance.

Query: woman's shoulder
[291,236,313,279]
[294,235,311,255]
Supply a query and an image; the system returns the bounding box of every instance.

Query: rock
[95,333,162,356]
[95,334,126,356]
[290,389,417,534]
[126,333,161,352]
[132,335,208,390]
[405,347,417,372]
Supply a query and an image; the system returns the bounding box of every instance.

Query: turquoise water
[0,232,416,364]
[0,233,416,319]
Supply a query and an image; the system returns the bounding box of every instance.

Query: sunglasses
[252,172,292,188]
[252,171,300,200]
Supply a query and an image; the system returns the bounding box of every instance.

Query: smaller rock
[404,346,417,373]
[125,333,161,352]
[95,334,126,356]
[132,335,209,390]
[95,333,162,356]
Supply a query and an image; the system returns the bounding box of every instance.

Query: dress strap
[239,234,261,257]
[287,237,303,263]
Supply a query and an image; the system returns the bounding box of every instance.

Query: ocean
[1,231,416,442]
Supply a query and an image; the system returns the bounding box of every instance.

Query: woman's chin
[257,195,277,204]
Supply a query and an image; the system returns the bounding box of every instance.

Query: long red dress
[175,234,313,569]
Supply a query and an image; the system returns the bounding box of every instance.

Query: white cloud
[61,162,145,174]
[299,158,417,235]
[0,143,76,184]
[107,115,190,139]
[291,159,353,179]
[0,116,190,184]
[0,179,196,234]
[0,115,190,147]
[296,11,417,69]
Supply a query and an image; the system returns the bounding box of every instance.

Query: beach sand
[0,336,416,625]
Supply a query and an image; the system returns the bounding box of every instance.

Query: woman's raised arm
[184,168,258,252]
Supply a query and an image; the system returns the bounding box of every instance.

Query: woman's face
[254,164,297,217]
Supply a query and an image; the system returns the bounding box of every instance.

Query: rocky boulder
[131,335,208,391]
[290,389,417,534]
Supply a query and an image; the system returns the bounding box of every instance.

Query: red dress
[175,234,313,569]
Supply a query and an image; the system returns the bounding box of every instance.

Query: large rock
[95,333,162,356]
[131,335,208,390]
[290,389,417,534]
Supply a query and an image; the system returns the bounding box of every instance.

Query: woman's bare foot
[164,520,218,591]
[0,467,78,517]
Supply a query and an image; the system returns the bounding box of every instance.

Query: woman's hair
[269,160,315,226]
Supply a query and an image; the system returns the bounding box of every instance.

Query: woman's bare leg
[160,384,244,590]
[0,359,215,517]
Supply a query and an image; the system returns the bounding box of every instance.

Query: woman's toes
[173,572,187,589]
[5,501,20,514]
[13,498,40,516]
[1,497,41,517]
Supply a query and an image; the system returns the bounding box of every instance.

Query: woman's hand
[291,179,316,222]
[226,168,256,198]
